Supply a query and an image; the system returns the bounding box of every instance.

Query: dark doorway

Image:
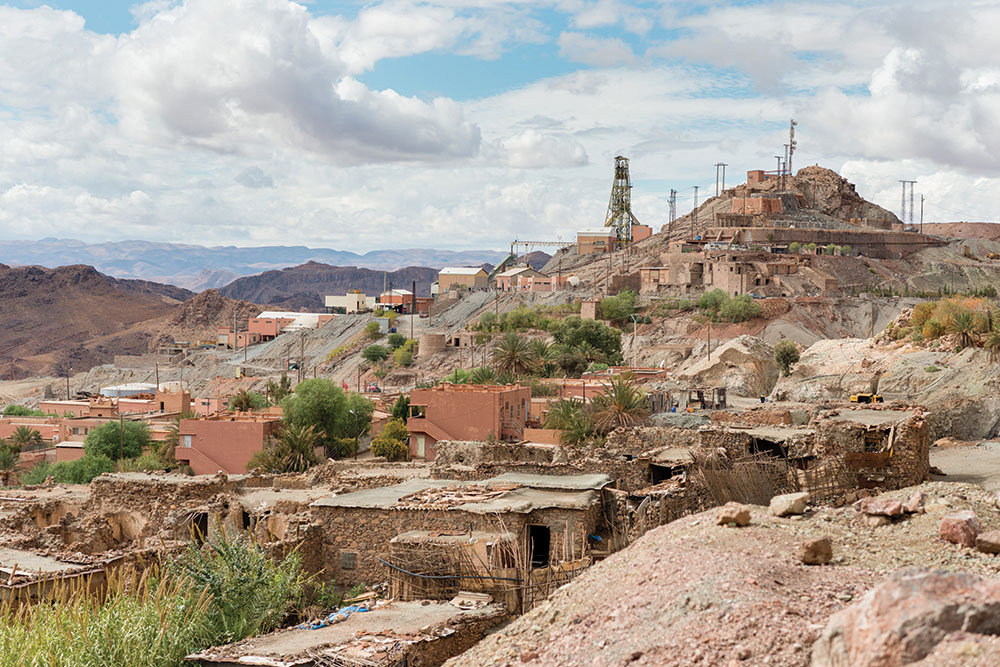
[650,464,676,485]
[240,510,252,531]
[749,437,785,458]
[528,525,550,569]
[190,512,209,545]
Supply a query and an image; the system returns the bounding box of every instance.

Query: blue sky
[0,0,998,250]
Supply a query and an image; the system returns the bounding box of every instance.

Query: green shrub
[381,418,409,442]
[364,321,382,339]
[386,333,406,349]
[773,340,800,376]
[371,435,408,461]
[117,454,169,473]
[925,365,940,373]
[2,405,46,417]
[361,345,389,363]
[393,340,417,366]
[698,289,728,313]
[922,318,945,339]
[788,242,801,254]
[719,295,762,322]
[22,455,115,485]
[598,289,637,324]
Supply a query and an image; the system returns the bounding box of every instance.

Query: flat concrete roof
[0,547,88,575]
[391,530,515,544]
[826,409,916,427]
[187,600,502,664]
[311,475,605,514]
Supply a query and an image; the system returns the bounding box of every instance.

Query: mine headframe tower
[604,155,641,244]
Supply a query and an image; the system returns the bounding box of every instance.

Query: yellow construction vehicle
[850,393,883,404]
[987,252,999,260]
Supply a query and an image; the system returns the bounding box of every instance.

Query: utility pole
[692,186,699,238]
[299,333,305,383]
[707,321,712,360]
[411,280,416,341]
[66,373,70,400]
[630,314,640,368]
[920,194,925,234]
[909,181,916,226]
[714,163,728,196]
[774,155,783,190]
[118,412,124,461]
[667,189,677,231]
[154,363,159,391]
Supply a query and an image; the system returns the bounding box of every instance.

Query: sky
[2,0,1000,252]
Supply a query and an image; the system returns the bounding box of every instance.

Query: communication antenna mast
[604,155,641,244]
[788,119,797,174]
[691,185,699,238]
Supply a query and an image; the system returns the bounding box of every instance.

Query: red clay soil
[922,223,1000,241]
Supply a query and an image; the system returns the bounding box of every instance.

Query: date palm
[249,424,321,473]
[948,310,977,349]
[9,426,43,449]
[590,375,649,434]
[492,333,535,376]
[0,444,21,487]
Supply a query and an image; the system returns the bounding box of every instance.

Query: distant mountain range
[0,238,509,291]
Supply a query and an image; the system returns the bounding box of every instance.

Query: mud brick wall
[311,505,598,587]
[605,426,702,453]
[405,609,509,666]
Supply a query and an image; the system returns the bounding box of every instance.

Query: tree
[0,443,21,486]
[548,317,622,364]
[391,395,410,423]
[948,309,977,349]
[282,379,347,455]
[492,333,535,376]
[84,420,150,460]
[824,243,838,255]
[840,245,852,256]
[598,289,638,324]
[774,340,800,376]
[364,321,382,339]
[698,289,728,313]
[230,390,266,412]
[248,424,321,473]
[2,405,45,417]
[9,426,43,449]
[469,366,497,384]
[387,333,406,349]
[362,345,390,363]
[266,373,292,404]
[719,295,762,322]
[344,392,375,440]
[985,326,1000,365]
[788,242,801,254]
[382,418,409,442]
[590,375,648,434]
[544,399,594,446]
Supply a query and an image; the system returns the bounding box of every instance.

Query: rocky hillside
[218,261,440,310]
[0,264,191,378]
[451,482,1000,666]
[922,222,1000,241]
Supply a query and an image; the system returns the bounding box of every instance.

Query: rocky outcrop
[675,334,779,397]
[812,568,1000,666]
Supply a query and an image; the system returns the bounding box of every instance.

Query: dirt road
[930,441,1000,492]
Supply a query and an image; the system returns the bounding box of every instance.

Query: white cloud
[557,31,635,67]
[501,130,589,168]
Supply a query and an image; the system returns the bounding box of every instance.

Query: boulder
[716,502,751,527]
[812,569,1000,666]
[865,514,891,528]
[769,492,809,517]
[674,335,779,397]
[903,491,925,514]
[798,537,833,565]
[975,529,1000,555]
[858,497,904,518]
[939,511,981,547]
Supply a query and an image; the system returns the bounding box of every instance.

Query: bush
[364,321,382,339]
[393,339,417,366]
[788,242,801,254]
[698,289,728,313]
[327,437,358,459]
[84,421,151,460]
[387,333,406,349]
[2,405,46,417]
[719,295,762,322]
[773,340,800,377]
[912,301,937,328]
[371,435,408,461]
[925,365,940,373]
[824,243,838,255]
[167,534,308,645]
[922,318,945,339]
[598,289,638,324]
[117,454,169,473]
[22,455,115,485]
[381,418,409,442]
[391,395,410,423]
[361,345,389,363]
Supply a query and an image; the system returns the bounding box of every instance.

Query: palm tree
[985,326,1000,365]
[492,333,535,376]
[590,375,649,434]
[948,310,977,349]
[544,399,585,430]
[529,340,558,377]
[468,366,497,384]
[9,426,43,449]
[0,444,21,487]
[249,424,321,473]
